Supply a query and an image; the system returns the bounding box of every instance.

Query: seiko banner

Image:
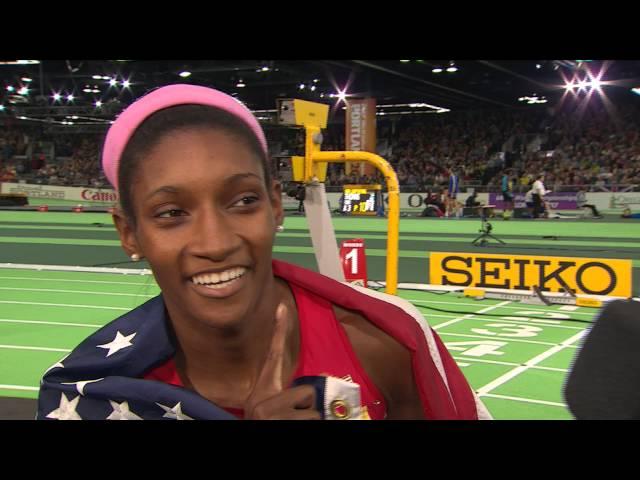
[345,98,377,177]
[430,252,632,297]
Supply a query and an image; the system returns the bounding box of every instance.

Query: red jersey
[144,280,386,419]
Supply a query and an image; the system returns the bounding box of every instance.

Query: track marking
[476,330,586,396]
[480,393,567,408]
[0,344,71,352]
[452,356,569,372]
[423,311,584,330]
[410,299,597,316]
[0,276,154,286]
[0,287,156,297]
[439,332,572,347]
[0,384,39,392]
[0,318,102,328]
[559,305,579,311]
[0,301,130,311]
[433,301,511,330]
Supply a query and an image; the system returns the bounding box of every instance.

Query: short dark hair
[115,104,270,223]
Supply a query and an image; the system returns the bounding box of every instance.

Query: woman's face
[117,127,283,329]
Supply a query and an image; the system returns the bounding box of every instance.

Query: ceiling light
[536,64,542,69]
[18,87,29,95]
[432,68,443,73]
[66,94,74,101]
[21,77,32,82]
[0,105,5,111]
[236,79,246,88]
[179,71,191,78]
[92,75,102,80]
[122,80,131,88]
[6,85,14,92]
[52,93,62,101]
[299,83,305,90]
[310,85,316,91]
[95,101,103,107]
[446,66,458,73]
[400,60,410,63]
[632,87,640,96]
[261,66,270,72]
[108,78,117,86]
[83,88,92,93]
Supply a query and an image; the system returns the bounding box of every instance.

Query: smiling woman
[36,84,490,420]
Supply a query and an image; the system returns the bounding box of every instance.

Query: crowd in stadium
[1,102,639,192]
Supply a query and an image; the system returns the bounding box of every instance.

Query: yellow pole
[311,151,400,295]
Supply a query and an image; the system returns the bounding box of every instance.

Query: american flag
[37,260,490,420]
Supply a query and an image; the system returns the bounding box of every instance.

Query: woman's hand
[244,304,321,420]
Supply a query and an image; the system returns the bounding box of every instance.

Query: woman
[37,85,490,420]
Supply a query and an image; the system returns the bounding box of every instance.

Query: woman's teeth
[191,267,246,287]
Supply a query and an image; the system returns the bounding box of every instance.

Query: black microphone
[564,299,640,419]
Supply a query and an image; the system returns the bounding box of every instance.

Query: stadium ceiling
[1,59,639,124]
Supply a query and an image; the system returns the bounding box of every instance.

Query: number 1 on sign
[345,248,358,274]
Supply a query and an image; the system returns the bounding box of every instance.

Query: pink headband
[101,84,268,190]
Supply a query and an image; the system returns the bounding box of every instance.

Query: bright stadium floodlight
[108,78,117,87]
[66,94,74,102]
[52,92,62,101]
[122,79,131,88]
[95,100,103,107]
[337,90,347,102]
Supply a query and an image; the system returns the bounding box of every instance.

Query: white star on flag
[43,353,71,376]
[61,378,105,396]
[156,401,194,420]
[97,331,137,357]
[106,400,143,420]
[46,392,82,420]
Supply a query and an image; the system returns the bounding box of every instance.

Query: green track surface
[0,208,637,419]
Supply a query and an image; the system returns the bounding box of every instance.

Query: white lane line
[559,305,579,311]
[0,287,155,297]
[0,276,154,286]
[0,344,71,352]
[0,384,39,392]
[439,332,561,347]
[0,301,130,311]
[0,318,102,328]
[433,301,512,330]
[435,314,583,331]
[480,393,567,408]
[411,299,596,316]
[476,330,586,396]
[452,356,569,373]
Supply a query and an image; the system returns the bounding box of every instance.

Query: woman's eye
[156,209,186,218]
[233,196,259,207]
